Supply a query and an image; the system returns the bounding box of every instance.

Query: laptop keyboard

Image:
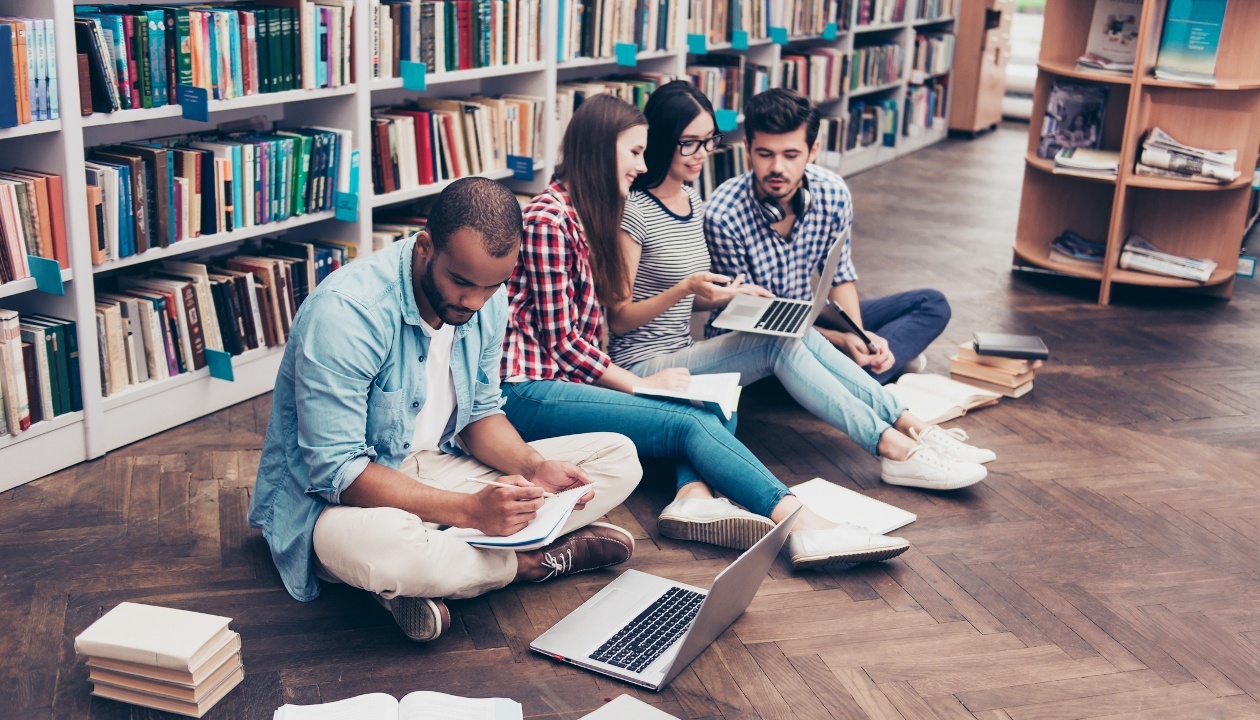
[589,587,705,673]
[755,300,811,334]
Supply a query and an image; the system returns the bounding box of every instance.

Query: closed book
[75,603,233,671]
[24,316,71,416]
[21,341,40,424]
[948,357,1036,388]
[1155,0,1227,85]
[0,24,16,128]
[89,652,242,703]
[76,53,93,115]
[972,332,1049,360]
[950,374,1035,399]
[74,18,119,113]
[86,632,240,688]
[92,665,243,718]
[956,342,1042,374]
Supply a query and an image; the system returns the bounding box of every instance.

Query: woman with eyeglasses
[604,81,992,496]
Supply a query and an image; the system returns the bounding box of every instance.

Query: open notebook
[886,373,1001,425]
[274,691,522,720]
[444,485,586,551]
[791,478,916,535]
[634,373,742,421]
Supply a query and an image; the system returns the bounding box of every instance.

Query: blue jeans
[628,329,903,457]
[859,289,951,385]
[501,381,791,518]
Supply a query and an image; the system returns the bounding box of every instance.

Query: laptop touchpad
[726,302,764,319]
[590,588,647,620]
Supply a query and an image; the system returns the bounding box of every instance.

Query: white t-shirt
[411,318,457,452]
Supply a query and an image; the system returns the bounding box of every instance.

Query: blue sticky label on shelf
[1239,255,1257,278]
[507,154,535,181]
[731,30,749,50]
[715,109,739,133]
[206,349,235,381]
[823,21,839,40]
[401,61,427,91]
[687,33,707,54]
[614,42,638,67]
[26,255,65,295]
[770,26,789,44]
[175,84,209,122]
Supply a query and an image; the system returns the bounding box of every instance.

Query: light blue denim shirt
[249,237,508,601]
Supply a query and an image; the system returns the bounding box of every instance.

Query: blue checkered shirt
[702,164,857,337]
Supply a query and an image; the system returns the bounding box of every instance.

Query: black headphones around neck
[757,175,813,224]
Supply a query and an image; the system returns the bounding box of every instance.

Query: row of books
[686,54,747,113]
[910,32,953,82]
[1,18,59,127]
[687,0,749,45]
[693,142,747,200]
[950,341,1040,399]
[852,42,904,91]
[904,77,948,135]
[773,0,852,37]
[84,125,352,265]
[856,0,907,26]
[847,98,898,151]
[370,95,544,196]
[560,0,684,62]
[779,49,848,105]
[1,168,70,285]
[74,0,353,116]
[557,74,674,134]
[0,310,82,437]
[915,0,956,21]
[815,115,847,170]
[372,0,541,79]
[94,239,352,396]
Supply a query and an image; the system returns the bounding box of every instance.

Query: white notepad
[633,372,742,421]
[580,695,680,719]
[791,478,917,535]
[445,485,587,551]
[274,691,522,720]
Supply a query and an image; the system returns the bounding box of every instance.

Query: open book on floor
[633,373,741,421]
[886,373,1002,425]
[445,485,587,551]
[791,478,917,535]
[274,691,523,720]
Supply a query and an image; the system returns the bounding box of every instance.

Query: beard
[755,171,797,201]
[419,262,475,326]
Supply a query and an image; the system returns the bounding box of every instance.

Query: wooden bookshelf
[1013,0,1260,304]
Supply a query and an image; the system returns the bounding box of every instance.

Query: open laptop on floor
[530,509,799,691]
[711,227,850,338]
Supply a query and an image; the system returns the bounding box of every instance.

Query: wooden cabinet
[949,0,1013,135]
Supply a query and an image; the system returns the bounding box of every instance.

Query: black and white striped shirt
[609,187,711,367]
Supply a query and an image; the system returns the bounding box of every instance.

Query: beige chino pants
[311,432,641,600]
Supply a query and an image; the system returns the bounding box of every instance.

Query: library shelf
[1140,75,1260,92]
[99,345,286,453]
[558,50,678,70]
[1012,246,1105,280]
[370,61,548,91]
[1125,174,1252,192]
[900,126,950,154]
[0,269,74,300]
[697,37,775,52]
[79,85,358,128]
[849,80,905,97]
[913,15,955,25]
[371,163,544,208]
[0,119,62,140]
[1034,60,1132,85]
[0,414,87,494]
[1109,266,1235,288]
[1024,153,1117,184]
[841,144,899,175]
[90,211,339,274]
[910,68,952,84]
[854,21,908,33]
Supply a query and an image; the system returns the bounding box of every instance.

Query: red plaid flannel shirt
[501,180,611,384]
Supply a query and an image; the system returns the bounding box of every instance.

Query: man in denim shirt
[250,178,642,642]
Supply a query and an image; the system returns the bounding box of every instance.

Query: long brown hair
[556,93,645,305]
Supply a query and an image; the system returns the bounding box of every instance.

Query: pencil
[470,477,557,498]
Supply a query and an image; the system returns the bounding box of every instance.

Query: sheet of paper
[398,691,522,720]
[274,693,398,720]
[445,485,587,550]
[580,695,681,719]
[791,478,917,536]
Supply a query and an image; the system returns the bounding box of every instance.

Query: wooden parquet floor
[5,125,1260,719]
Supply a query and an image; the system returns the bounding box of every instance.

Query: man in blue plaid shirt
[704,88,951,384]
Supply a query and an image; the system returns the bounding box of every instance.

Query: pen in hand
[470,477,557,498]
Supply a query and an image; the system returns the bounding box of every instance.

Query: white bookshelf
[1,0,957,490]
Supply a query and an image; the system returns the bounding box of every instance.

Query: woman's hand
[685,272,775,308]
[639,367,692,391]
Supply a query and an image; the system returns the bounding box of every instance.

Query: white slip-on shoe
[916,425,997,464]
[784,524,910,570]
[658,497,776,550]
[901,353,928,374]
[881,443,987,490]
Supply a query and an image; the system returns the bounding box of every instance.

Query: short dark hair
[634,81,715,191]
[426,177,523,257]
[744,88,821,148]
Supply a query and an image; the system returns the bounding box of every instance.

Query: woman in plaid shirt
[499,94,909,570]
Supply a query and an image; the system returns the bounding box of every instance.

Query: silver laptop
[711,228,851,338]
[530,508,799,691]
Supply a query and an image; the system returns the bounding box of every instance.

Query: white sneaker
[784,524,910,570]
[658,497,775,550]
[881,443,987,490]
[902,353,928,374]
[916,425,997,464]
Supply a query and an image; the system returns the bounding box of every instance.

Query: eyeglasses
[677,134,724,156]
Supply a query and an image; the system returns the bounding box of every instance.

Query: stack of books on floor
[1136,127,1240,185]
[370,0,541,80]
[1118,233,1217,282]
[0,310,82,437]
[0,17,59,127]
[950,334,1048,398]
[1,168,69,284]
[1053,147,1120,179]
[1075,0,1139,75]
[1049,229,1106,268]
[75,602,243,718]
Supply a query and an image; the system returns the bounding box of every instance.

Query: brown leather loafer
[534,522,635,582]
